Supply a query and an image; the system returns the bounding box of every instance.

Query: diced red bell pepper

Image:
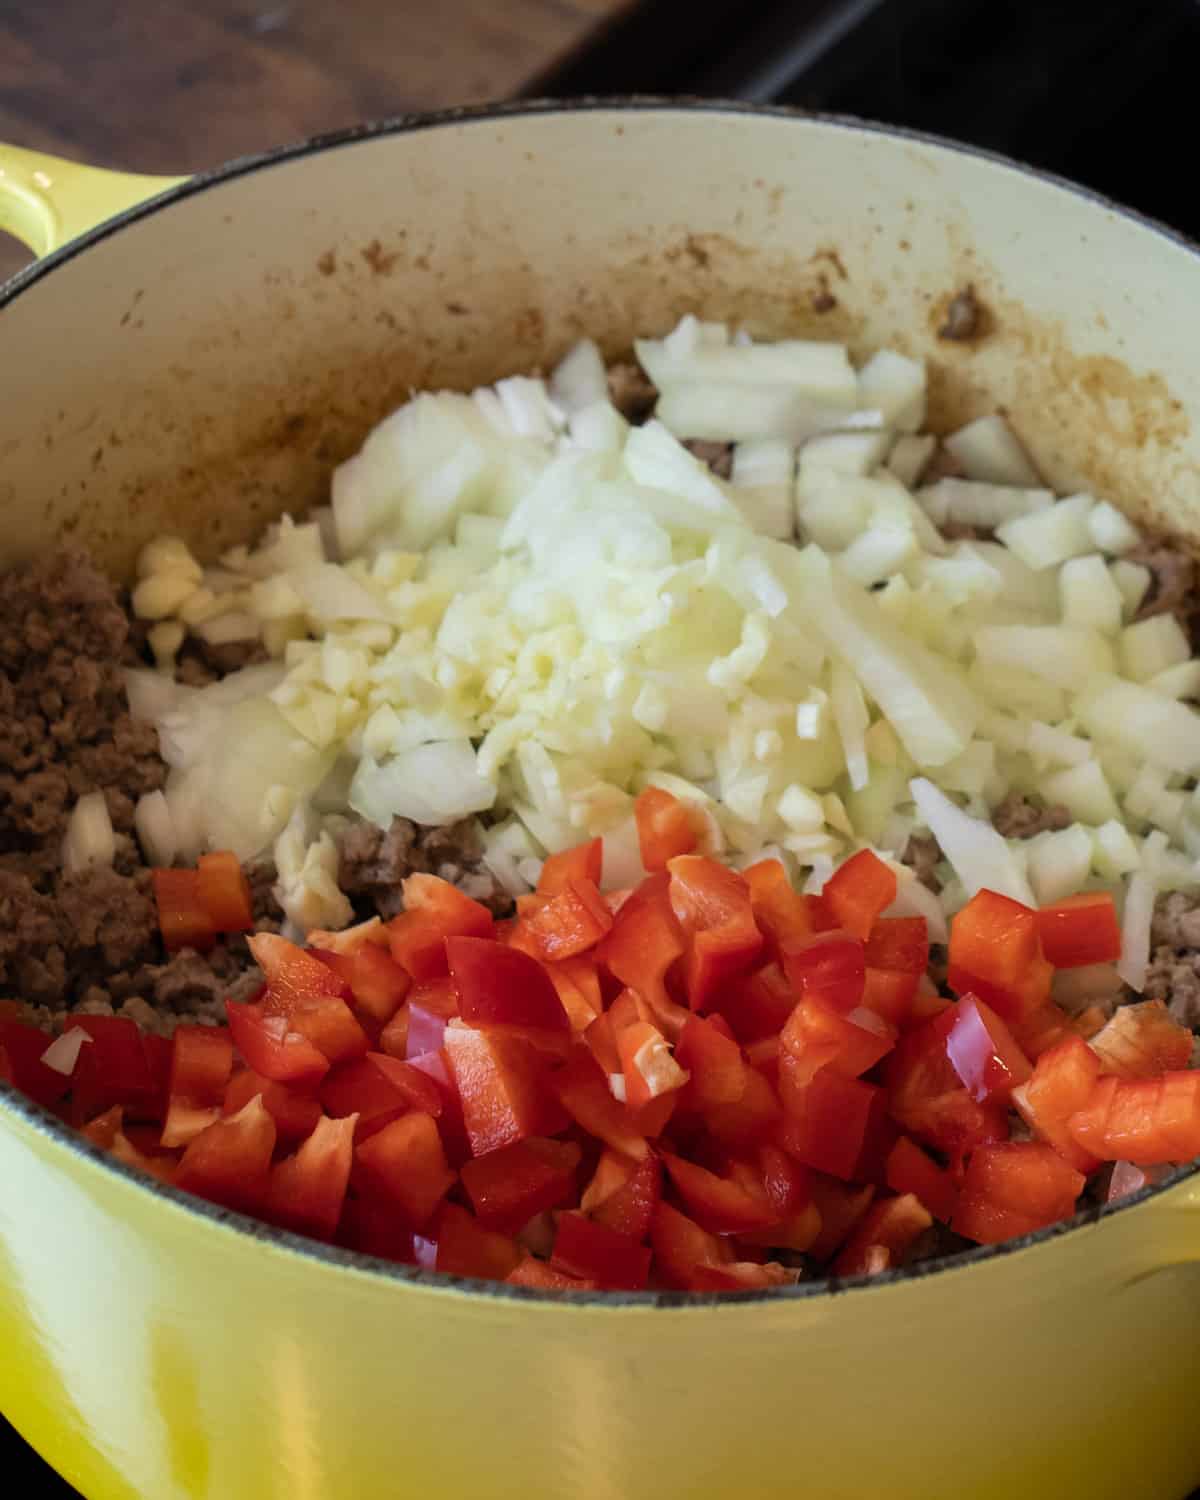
[506,1256,596,1290]
[617,1019,688,1113]
[432,1202,521,1281]
[407,1047,471,1166]
[339,1194,416,1264]
[675,1015,748,1111]
[649,1201,733,1289]
[3,1022,77,1112]
[305,916,389,955]
[551,1211,652,1290]
[883,1007,1009,1159]
[313,943,411,1033]
[580,1148,634,1214]
[704,1065,782,1150]
[138,1032,173,1123]
[537,838,603,896]
[742,859,821,962]
[590,1153,662,1240]
[860,967,920,1027]
[81,1104,124,1150]
[249,932,368,1066]
[196,850,254,933]
[689,1261,797,1291]
[161,1024,235,1147]
[947,889,1052,1026]
[460,1137,581,1233]
[1010,1033,1101,1173]
[583,1008,622,1077]
[833,1192,932,1276]
[264,1113,357,1242]
[225,999,331,1088]
[776,1066,887,1181]
[667,855,764,1012]
[906,977,952,1026]
[732,1147,819,1252]
[808,1177,876,1263]
[1068,1070,1200,1165]
[445,936,569,1034]
[1105,1160,1170,1203]
[952,1141,1085,1244]
[781,930,866,1015]
[550,1049,650,1161]
[443,1023,565,1157]
[634,787,697,872]
[884,1136,959,1223]
[661,1152,777,1234]
[386,874,494,981]
[223,1067,323,1146]
[865,916,929,977]
[946,995,1033,1103]
[821,850,898,941]
[354,1111,454,1230]
[521,878,614,962]
[781,998,895,1085]
[320,1052,434,1140]
[63,1015,155,1125]
[153,868,217,953]
[1088,1000,1193,1079]
[175,1094,276,1215]
[402,976,458,1059]
[713,962,796,1043]
[602,871,687,1030]
[1036,892,1122,969]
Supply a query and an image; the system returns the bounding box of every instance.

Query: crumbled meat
[990,793,1071,840]
[1141,891,1200,1029]
[921,445,967,486]
[683,439,734,479]
[55,866,159,975]
[606,361,657,424]
[338,816,512,921]
[938,520,985,543]
[901,834,942,891]
[1127,541,1198,641]
[1152,891,1200,950]
[174,635,269,685]
[938,285,982,342]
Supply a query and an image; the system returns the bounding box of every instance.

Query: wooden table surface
[0,0,630,280]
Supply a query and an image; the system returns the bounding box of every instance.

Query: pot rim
[3,95,1197,1306]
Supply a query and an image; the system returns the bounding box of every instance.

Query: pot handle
[0,144,185,258]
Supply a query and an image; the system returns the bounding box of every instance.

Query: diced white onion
[40,1027,93,1077]
[910,777,1035,907]
[62,791,116,874]
[1117,871,1155,991]
[943,414,1041,487]
[134,790,177,868]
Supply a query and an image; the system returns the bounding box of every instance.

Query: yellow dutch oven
[2,102,1200,1500]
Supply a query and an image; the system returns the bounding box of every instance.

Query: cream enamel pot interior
[2,102,1200,1500]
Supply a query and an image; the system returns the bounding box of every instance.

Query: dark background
[6,0,1200,1493]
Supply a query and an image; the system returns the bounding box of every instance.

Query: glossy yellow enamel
[5,104,1200,1498]
[0,143,182,257]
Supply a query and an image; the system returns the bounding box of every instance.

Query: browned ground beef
[682,439,734,479]
[901,833,942,891]
[1143,891,1200,1029]
[990,793,1071,840]
[1127,541,1199,649]
[338,817,510,920]
[606,361,657,424]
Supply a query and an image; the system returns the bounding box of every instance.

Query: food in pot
[5,318,1200,1286]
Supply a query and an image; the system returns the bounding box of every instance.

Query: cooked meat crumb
[1142,891,1200,1028]
[606,361,658,424]
[683,439,734,479]
[991,793,1071,840]
[1127,541,1198,641]
[901,834,942,891]
[338,816,512,921]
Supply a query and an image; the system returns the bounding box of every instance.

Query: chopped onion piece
[884,871,949,944]
[856,349,926,432]
[1087,500,1141,556]
[995,494,1095,571]
[885,433,936,489]
[62,791,115,874]
[350,741,496,828]
[41,1028,93,1077]
[550,340,609,415]
[1117,871,1155,991]
[910,777,1035,907]
[1109,560,1152,619]
[1040,760,1120,826]
[1027,824,1093,905]
[134,790,177,868]
[1118,614,1191,683]
[918,479,1054,531]
[974,625,1114,690]
[1058,555,1123,635]
[1076,676,1200,775]
[943,414,1041,487]
[830,661,870,791]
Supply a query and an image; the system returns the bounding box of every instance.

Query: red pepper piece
[461,1137,581,1233]
[781,997,896,1085]
[442,1023,565,1157]
[223,1067,323,1146]
[648,1201,733,1289]
[407,1048,471,1166]
[552,1211,652,1290]
[1088,1000,1194,1079]
[161,1024,235,1148]
[883,1007,1009,1159]
[780,929,866,1015]
[264,1113,357,1241]
[320,1053,415,1140]
[821,850,898,941]
[601,871,687,1032]
[195,850,254,933]
[549,1048,650,1161]
[776,1067,887,1181]
[139,1032,173,1123]
[704,1065,782,1150]
[339,1195,416,1265]
[1036,891,1122,968]
[668,855,764,1012]
[0,1021,74,1110]
[431,1202,521,1282]
[537,838,603,896]
[522,877,614,961]
[675,1014,748,1111]
[64,1015,155,1125]
[313,943,411,1034]
[153,868,217,953]
[952,1141,1085,1244]
[506,1256,596,1290]
[946,994,1033,1103]
[1010,1034,1101,1174]
[713,962,796,1043]
[590,1153,662,1241]
[386,874,494,981]
[864,916,929,976]
[833,1192,932,1276]
[859,967,920,1027]
[661,1152,778,1234]
[884,1136,959,1223]
[1068,1070,1200,1165]
[446,936,569,1033]
[225,999,331,1088]
[634,787,697,872]
[175,1093,276,1215]
[354,1111,455,1230]
[401,976,458,1059]
[742,858,822,962]
[947,889,1052,1027]
[250,932,369,1066]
